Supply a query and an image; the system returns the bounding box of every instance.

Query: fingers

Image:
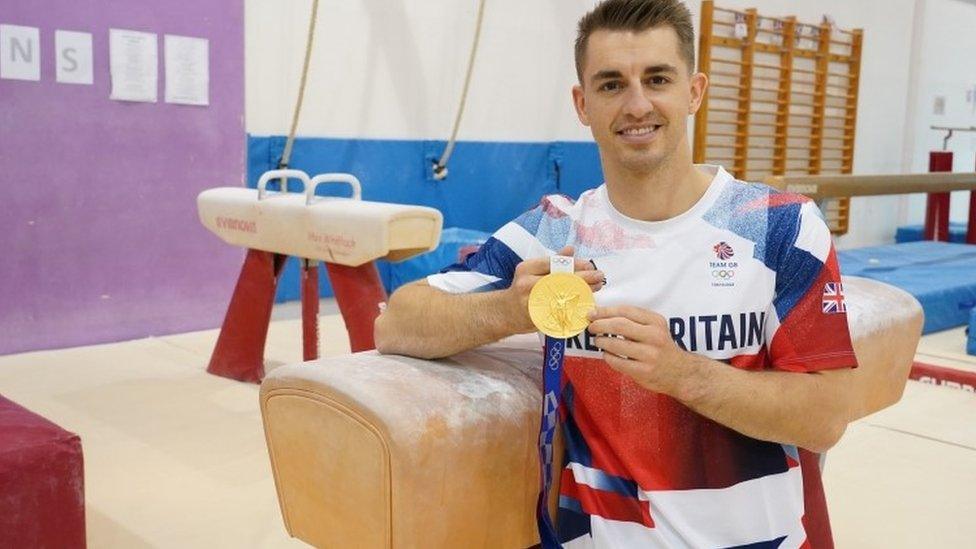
[587,316,647,341]
[514,256,554,276]
[514,248,605,282]
[601,352,646,379]
[588,305,661,326]
[593,335,655,363]
[576,269,606,285]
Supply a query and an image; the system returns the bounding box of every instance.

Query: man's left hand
[587,305,691,396]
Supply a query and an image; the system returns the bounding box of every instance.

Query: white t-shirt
[428,165,856,548]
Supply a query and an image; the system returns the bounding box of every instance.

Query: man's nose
[622,83,654,118]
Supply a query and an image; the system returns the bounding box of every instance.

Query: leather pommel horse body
[259,276,923,548]
[198,169,443,382]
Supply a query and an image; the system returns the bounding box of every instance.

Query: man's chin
[617,152,665,174]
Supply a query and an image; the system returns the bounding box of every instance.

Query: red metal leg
[925,151,953,241]
[301,259,320,361]
[325,262,388,352]
[924,193,951,241]
[207,249,287,383]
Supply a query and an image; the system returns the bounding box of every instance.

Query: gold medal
[528,272,596,339]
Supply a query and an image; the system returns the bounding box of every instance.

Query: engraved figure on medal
[528,272,596,339]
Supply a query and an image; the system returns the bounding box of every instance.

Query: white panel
[0,24,41,81]
[56,30,94,85]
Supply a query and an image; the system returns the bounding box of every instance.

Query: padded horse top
[198,170,443,267]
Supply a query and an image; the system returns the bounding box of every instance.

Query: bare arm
[375,246,605,360]
[667,337,919,451]
[666,354,854,453]
[374,280,526,359]
[589,306,858,453]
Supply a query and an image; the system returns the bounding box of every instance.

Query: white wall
[246,0,600,141]
[902,0,976,226]
[245,0,973,248]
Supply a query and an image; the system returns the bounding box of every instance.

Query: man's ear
[689,72,708,114]
[572,84,590,127]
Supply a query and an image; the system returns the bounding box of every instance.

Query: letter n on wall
[0,24,41,81]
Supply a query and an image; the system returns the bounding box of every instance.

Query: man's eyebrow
[590,69,623,85]
[645,64,678,75]
[589,64,679,85]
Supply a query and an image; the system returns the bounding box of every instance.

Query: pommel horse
[198,169,443,382]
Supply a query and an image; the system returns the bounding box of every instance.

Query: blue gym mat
[838,241,976,334]
[968,308,975,356]
[895,222,969,243]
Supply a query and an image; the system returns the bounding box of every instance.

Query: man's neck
[603,150,713,222]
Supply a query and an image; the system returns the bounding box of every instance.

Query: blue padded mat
[838,241,976,334]
[895,222,969,243]
[968,308,975,356]
[386,227,490,292]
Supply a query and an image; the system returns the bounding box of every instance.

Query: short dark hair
[575,0,697,81]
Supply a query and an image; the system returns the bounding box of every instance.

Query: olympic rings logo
[552,256,573,268]
[712,269,735,279]
[547,341,564,371]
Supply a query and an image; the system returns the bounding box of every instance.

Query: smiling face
[572,26,707,177]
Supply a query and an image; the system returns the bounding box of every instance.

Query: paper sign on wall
[109,29,158,102]
[56,30,93,85]
[164,35,209,106]
[0,24,41,81]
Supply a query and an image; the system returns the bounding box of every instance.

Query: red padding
[910,361,976,392]
[0,395,86,548]
[325,262,388,352]
[207,249,286,383]
[967,186,976,245]
[925,151,953,242]
[301,261,320,361]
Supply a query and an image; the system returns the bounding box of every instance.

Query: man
[376,0,875,546]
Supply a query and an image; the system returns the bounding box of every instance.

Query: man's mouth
[616,124,663,142]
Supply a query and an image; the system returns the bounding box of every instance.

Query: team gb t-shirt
[427,165,857,548]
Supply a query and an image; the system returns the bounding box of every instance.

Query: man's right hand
[504,245,606,334]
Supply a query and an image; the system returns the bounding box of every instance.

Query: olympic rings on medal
[551,256,574,269]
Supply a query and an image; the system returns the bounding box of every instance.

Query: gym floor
[1,300,973,548]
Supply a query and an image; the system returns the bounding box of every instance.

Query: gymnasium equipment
[198,169,442,382]
[838,242,976,334]
[968,308,975,357]
[895,221,967,244]
[694,0,863,235]
[258,276,922,547]
[767,170,976,388]
[0,395,86,548]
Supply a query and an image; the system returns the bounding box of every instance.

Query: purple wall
[0,1,244,355]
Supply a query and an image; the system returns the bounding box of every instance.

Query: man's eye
[599,81,622,92]
[647,76,670,86]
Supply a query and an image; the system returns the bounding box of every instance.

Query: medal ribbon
[536,335,564,549]
[530,255,594,548]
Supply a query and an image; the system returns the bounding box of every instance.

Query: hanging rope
[278,0,321,189]
[432,0,488,181]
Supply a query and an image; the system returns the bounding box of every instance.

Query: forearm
[670,354,855,453]
[374,281,525,359]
